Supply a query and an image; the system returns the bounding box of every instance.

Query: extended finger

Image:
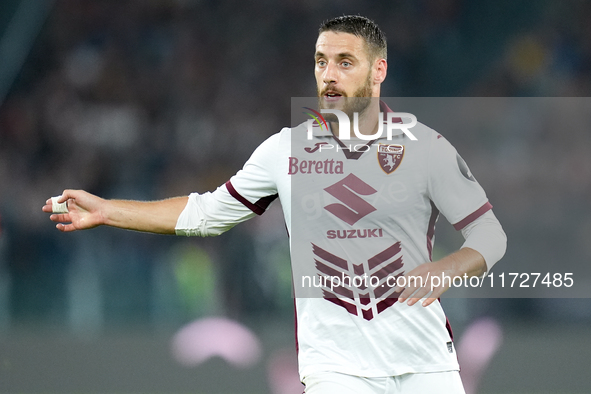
[421,287,446,307]
[397,285,419,303]
[56,223,76,232]
[50,213,71,223]
[405,286,432,306]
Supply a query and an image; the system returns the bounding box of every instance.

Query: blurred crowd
[1,0,591,331]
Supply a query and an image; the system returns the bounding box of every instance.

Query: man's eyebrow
[314,51,358,61]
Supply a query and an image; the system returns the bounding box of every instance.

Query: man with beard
[44,15,506,393]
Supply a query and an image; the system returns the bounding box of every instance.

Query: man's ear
[373,58,387,84]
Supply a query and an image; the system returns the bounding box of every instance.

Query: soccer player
[43,16,506,393]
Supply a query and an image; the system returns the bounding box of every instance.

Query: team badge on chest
[377,144,404,174]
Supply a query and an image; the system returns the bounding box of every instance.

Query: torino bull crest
[378,144,404,174]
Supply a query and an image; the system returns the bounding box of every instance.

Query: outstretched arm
[42,189,188,234]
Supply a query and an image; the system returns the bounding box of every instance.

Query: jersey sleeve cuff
[175,193,206,236]
[175,187,258,237]
[460,210,507,273]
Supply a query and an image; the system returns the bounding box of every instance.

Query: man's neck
[330,100,381,138]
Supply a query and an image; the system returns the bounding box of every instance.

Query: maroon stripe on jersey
[362,308,374,321]
[437,298,454,341]
[332,284,355,299]
[225,180,278,216]
[293,299,299,354]
[427,201,440,261]
[312,244,348,270]
[379,101,402,123]
[374,272,404,298]
[376,297,398,314]
[371,256,403,280]
[380,100,392,115]
[446,316,454,341]
[368,242,402,270]
[315,259,341,278]
[453,201,493,231]
[323,291,358,316]
[314,261,356,297]
[353,263,365,276]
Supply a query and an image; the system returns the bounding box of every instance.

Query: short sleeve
[427,134,492,230]
[175,133,283,237]
[175,188,256,236]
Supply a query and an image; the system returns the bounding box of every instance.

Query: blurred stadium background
[1,0,591,393]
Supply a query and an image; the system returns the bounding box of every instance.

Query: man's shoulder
[249,125,298,160]
[411,121,446,142]
[398,121,460,158]
[280,122,308,138]
[259,122,309,147]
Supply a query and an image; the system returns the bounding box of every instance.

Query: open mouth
[323,91,343,102]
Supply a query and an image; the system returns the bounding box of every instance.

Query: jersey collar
[309,100,404,140]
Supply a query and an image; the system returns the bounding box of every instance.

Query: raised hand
[42,190,106,232]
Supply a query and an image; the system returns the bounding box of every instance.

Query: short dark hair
[319,15,387,61]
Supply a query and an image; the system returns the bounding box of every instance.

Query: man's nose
[323,62,338,84]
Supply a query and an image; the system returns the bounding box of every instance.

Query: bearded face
[317,71,373,123]
[314,31,382,126]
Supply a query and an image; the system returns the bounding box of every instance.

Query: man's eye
[342,61,351,67]
[317,60,326,67]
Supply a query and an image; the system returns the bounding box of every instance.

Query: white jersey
[176,103,497,379]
